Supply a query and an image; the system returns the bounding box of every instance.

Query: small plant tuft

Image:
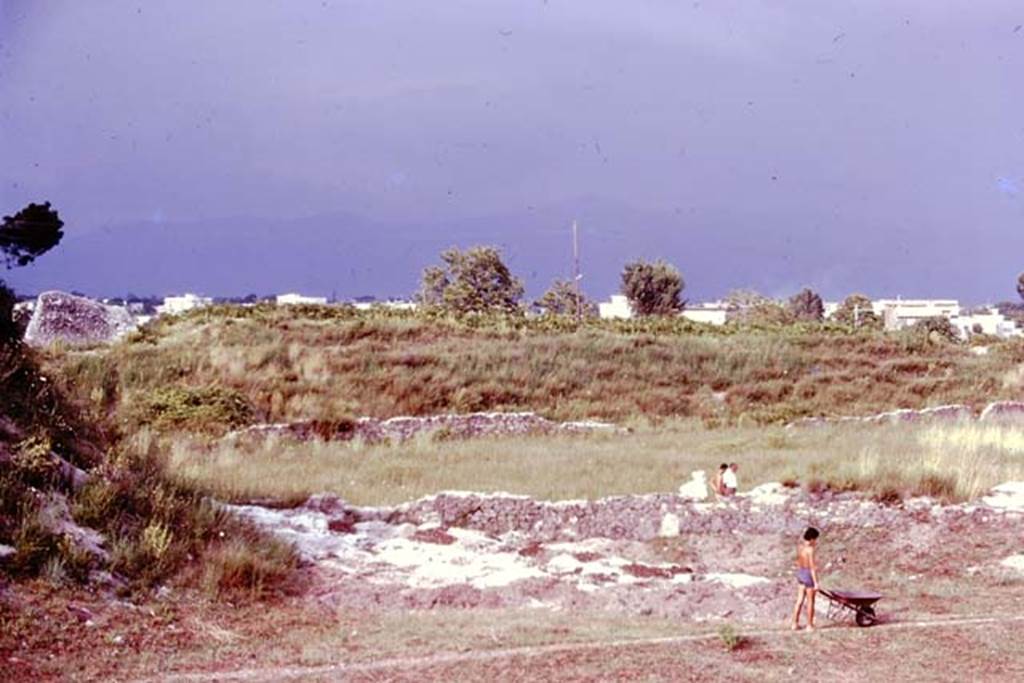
[717,624,745,652]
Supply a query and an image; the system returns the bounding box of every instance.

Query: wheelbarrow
[818,588,882,627]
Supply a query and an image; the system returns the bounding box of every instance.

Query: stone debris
[703,573,771,589]
[741,482,792,506]
[225,411,626,444]
[658,513,681,538]
[1001,555,1024,572]
[677,471,710,501]
[24,291,137,347]
[982,482,1024,511]
[228,481,1022,621]
[36,493,109,562]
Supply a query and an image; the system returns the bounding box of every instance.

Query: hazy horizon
[2,1,1022,303]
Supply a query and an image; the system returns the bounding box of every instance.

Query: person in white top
[721,462,739,496]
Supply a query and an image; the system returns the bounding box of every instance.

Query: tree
[833,293,882,329]
[1,202,64,269]
[416,246,524,314]
[724,289,793,325]
[620,259,684,316]
[913,316,959,343]
[787,288,824,322]
[1017,272,1024,301]
[1,202,65,341]
[535,279,597,317]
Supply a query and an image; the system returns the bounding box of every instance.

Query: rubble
[226,481,1023,621]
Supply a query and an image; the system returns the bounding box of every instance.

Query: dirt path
[150,613,1024,682]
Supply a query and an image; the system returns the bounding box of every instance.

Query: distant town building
[156,293,212,316]
[681,302,729,326]
[598,295,634,320]
[276,293,328,306]
[950,308,1022,339]
[353,299,418,312]
[597,295,728,324]
[873,299,961,331]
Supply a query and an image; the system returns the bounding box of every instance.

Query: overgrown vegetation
[44,304,1024,432]
[1,317,296,598]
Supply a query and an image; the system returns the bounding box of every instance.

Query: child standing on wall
[791,526,821,631]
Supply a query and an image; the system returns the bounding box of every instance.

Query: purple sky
[1,1,1022,302]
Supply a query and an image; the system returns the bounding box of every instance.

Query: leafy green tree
[833,293,882,329]
[535,279,597,317]
[787,288,824,322]
[416,246,524,314]
[1,202,64,269]
[724,289,793,325]
[620,259,684,316]
[1,202,65,341]
[913,316,960,343]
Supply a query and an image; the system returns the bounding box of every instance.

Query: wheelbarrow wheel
[855,606,876,627]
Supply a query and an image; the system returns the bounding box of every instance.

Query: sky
[1,0,1022,303]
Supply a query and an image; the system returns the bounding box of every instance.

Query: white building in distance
[598,294,633,319]
[950,308,1022,339]
[873,299,961,330]
[276,293,328,305]
[682,302,729,326]
[156,293,212,316]
[597,295,728,325]
[353,300,418,312]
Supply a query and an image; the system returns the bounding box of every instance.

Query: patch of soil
[622,563,690,579]
[572,552,602,563]
[518,542,545,557]
[411,528,458,545]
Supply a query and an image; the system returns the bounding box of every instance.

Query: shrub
[717,624,745,651]
[200,537,298,600]
[136,385,254,432]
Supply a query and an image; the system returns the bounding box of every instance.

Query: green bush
[136,385,254,431]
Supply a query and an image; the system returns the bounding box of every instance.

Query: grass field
[161,421,1024,506]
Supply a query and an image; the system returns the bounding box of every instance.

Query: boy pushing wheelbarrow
[790,526,882,630]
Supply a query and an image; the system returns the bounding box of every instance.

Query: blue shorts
[796,568,814,588]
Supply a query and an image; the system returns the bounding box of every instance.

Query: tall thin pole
[572,220,582,321]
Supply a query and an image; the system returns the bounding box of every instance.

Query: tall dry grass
[161,421,1024,506]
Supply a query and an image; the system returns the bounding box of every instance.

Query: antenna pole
[572,220,582,321]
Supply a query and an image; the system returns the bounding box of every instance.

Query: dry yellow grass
[161,421,1024,506]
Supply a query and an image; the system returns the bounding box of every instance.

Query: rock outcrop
[24,291,136,346]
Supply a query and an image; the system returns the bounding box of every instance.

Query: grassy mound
[45,305,1024,431]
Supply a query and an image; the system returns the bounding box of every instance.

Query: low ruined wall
[785,401,1024,429]
[226,411,624,444]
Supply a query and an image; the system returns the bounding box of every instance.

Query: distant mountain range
[6,197,1016,304]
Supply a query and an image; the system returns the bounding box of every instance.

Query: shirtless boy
[791,526,820,630]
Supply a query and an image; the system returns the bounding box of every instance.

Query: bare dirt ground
[4,485,1024,681]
